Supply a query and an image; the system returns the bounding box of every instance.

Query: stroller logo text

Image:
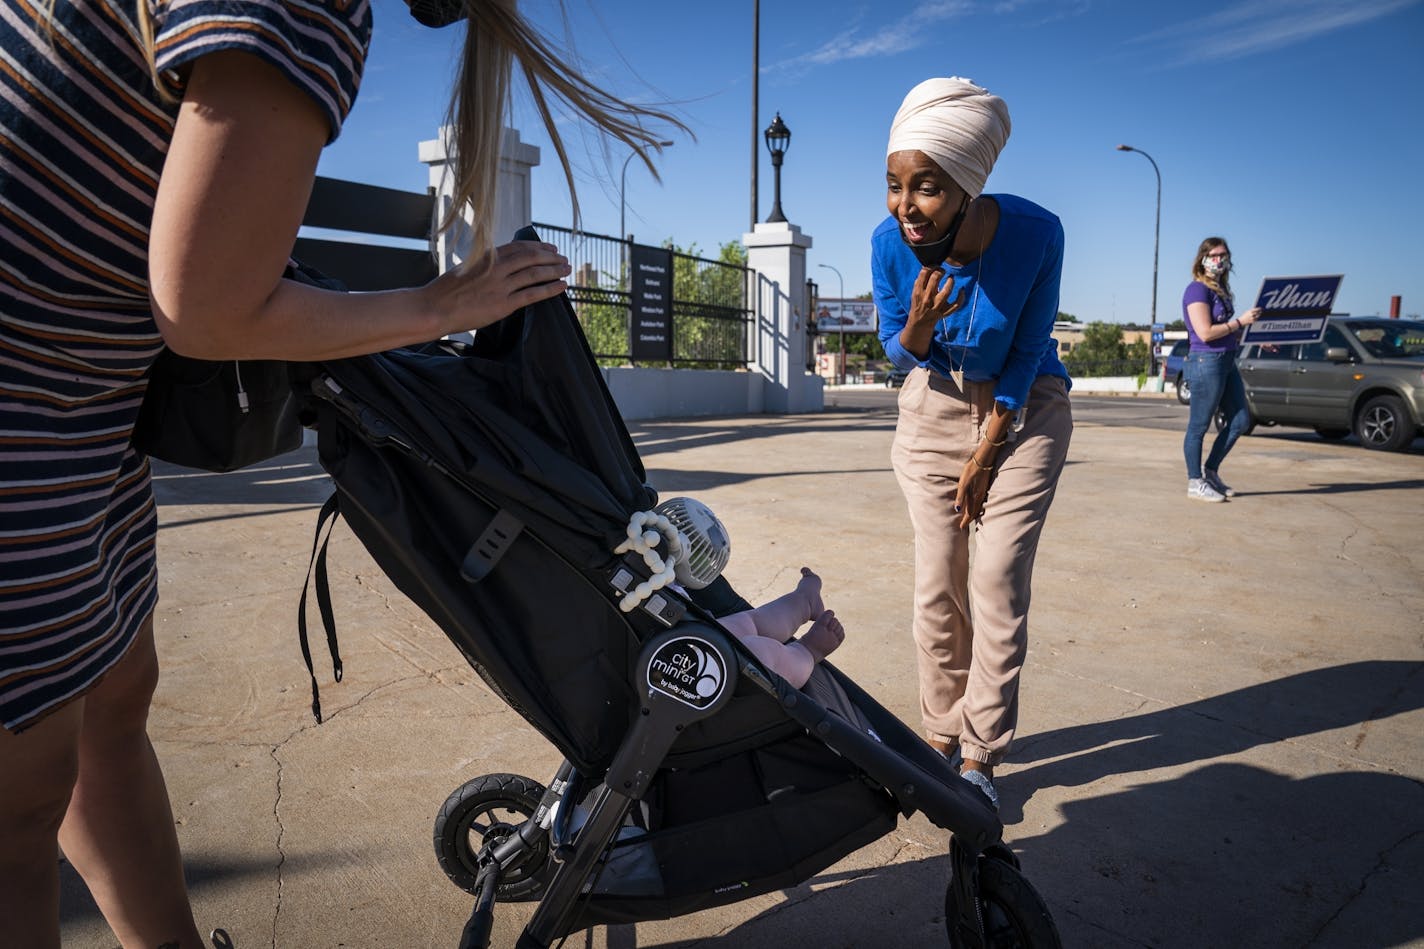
[648,637,725,709]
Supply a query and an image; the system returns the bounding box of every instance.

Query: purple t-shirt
[1183,280,1237,352]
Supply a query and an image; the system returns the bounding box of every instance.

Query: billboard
[1242,274,1344,346]
[814,299,877,334]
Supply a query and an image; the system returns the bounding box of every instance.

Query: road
[826,387,1424,454]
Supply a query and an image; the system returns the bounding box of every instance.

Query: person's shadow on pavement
[995,659,1424,948]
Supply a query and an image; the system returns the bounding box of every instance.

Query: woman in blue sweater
[873,78,1073,809]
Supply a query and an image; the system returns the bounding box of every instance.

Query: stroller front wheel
[433,772,552,902]
[945,848,1062,948]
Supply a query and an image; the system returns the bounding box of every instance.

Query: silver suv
[1233,317,1424,451]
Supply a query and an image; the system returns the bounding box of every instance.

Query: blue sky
[317,0,1424,324]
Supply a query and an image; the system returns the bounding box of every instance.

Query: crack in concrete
[1306,827,1424,946]
[1350,662,1424,752]
[269,744,284,949]
[256,672,429,948]
[1058,904,1157,947]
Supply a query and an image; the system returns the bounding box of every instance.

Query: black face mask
[900,198,969,269]
[405,0,463,27]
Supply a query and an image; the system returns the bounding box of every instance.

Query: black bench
[295,175,439,291]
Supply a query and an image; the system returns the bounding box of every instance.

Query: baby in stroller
[651,496,845,689]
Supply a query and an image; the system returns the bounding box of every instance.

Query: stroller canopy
[307,283,661,769]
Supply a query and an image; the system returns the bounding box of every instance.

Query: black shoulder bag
[131,260,345,472]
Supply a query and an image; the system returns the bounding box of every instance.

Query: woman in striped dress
[0,1,677,944]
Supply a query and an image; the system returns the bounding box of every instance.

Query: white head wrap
[887,77,1011,198]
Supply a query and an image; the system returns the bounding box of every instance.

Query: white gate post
[743,221,823,413]
[418,126,541,273]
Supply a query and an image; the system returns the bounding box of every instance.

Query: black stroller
[295,230,1061,948]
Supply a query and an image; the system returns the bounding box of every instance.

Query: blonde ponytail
[447,1,687,259]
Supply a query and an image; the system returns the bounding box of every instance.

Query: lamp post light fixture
[818,262,845,385]
[763,113,791,223]
[620,140,675,243]
[1116,143,1161,375]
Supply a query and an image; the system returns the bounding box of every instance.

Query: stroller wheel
[945,849,1062,949]
[434,773,551,902]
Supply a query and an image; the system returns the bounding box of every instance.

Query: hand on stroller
[429,240,571,336]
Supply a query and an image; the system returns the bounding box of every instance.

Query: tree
[570,239,751,368]
[1061,322,1148,377]
[667,240,748,369]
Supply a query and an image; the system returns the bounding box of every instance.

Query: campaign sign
[1242,274,1344,345]
[814,300,877,334]
[629,243,674,361]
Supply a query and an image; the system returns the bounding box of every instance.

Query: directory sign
[1242,275,1344,345]
[629,243,674,361]
[814,300,877,334]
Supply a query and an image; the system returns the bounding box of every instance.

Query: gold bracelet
[969,455,995,472]
[983,435,1008,447]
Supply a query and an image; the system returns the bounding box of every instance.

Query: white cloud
[1129,0,1420,66]
[773,1,976,70]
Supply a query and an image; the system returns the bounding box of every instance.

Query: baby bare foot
[800,610,845,662]
[796,567,825,621]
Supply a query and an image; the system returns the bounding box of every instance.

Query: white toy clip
[612,510,682,611]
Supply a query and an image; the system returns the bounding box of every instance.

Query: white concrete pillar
[743,221,824,413]
[418,126,542,273]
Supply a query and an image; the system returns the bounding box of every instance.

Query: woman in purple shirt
[1182,237,1262,502]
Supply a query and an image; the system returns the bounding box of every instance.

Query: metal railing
[533,223,754,368]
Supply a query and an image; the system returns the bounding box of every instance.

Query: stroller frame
[443,609,1014,948]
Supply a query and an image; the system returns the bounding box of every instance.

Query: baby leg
[746,568,825,643]
[739,635,815,688]
[799,610,845,663]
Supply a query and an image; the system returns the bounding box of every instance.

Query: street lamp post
[620,141,675,242]
[818,262,845,385]
[804,277,819,372]
[763,113,791,223]
[1116,143,1161,375]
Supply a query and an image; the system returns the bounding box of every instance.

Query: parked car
[1163,339,1191,404]
[886,367,910,388]
[1223,317,1424,451]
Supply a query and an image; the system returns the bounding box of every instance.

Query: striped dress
[0,0,371,732]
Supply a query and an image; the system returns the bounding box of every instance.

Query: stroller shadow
[590,856,955,948]
[996,659,1424,947]
[580,660,1424,948]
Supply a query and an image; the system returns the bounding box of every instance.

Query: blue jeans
[1183,350,1249,480]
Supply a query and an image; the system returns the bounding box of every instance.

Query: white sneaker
[961,768,999,810]
[1187,478,1227,503]
[1204,470,1236,497]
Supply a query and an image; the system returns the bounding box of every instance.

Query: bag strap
[298,493,345,723]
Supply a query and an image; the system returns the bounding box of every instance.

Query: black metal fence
[533,222,754,368]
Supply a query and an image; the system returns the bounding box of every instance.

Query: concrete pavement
[59,396,1424,948]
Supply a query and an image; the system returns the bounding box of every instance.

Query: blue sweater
[872,193,1070,410]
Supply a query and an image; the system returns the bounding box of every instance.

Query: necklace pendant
[951,368,965,391]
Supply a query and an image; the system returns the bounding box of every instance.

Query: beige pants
[891,369,1072,766]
